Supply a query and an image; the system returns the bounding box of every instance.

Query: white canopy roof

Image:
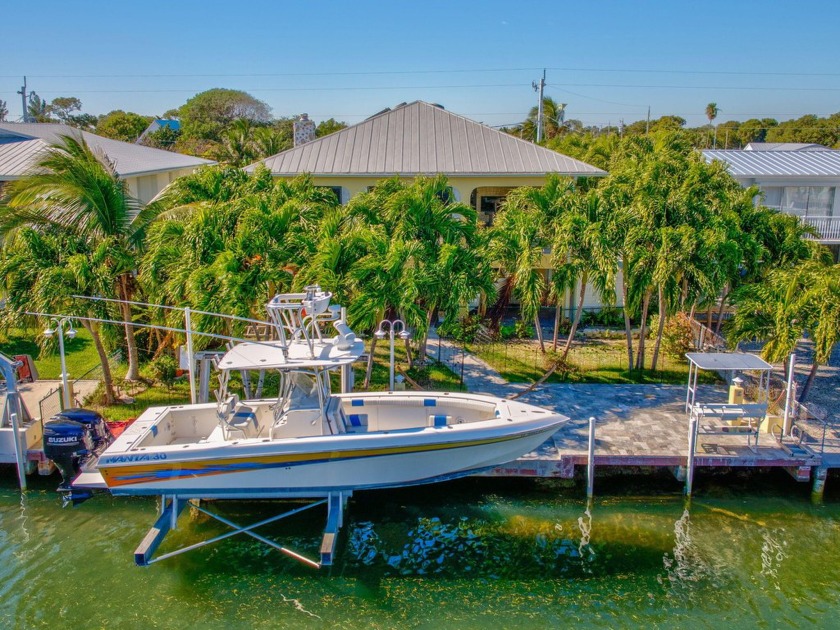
[686,352,773,372]
[218,339,364,371]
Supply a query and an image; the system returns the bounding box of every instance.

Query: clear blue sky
[2,0,839,129]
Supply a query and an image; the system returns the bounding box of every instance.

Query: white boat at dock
[90,287,568,499]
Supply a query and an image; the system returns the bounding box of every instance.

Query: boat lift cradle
[131,491,351,568]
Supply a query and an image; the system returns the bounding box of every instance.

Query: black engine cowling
[43,409,112,490]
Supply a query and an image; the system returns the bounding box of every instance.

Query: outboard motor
[42,418,95,490]
[51,408,112,449]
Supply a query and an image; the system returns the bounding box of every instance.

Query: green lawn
[0,327,105,380]
[473,337,719,385]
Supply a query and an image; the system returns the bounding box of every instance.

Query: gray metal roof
[250,101,606,177]
[0,122,213,179]
[686,352,773,371]
[703,149,840,178]
[0,138,50,178]
[744,142,831,151]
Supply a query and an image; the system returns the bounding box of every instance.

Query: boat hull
[98,417,564,499]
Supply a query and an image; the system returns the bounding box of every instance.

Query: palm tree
[522,97,567,143]
[705,103,719,148]
[727,261,840,403]
[0,228,118,403]
[0,134,161,380]
[488,190,548,351]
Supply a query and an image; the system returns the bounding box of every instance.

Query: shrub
[649,313,694,358]
[150,354,178,388]
[514,319,534,339]
[439,314,482,343]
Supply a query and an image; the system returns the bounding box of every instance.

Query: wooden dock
[482,383,835,498]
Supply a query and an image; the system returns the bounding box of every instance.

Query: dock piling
[685,415,698,496]
[587,416,595,499]
[812,466,828,503]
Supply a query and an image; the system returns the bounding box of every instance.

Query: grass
[473,337,720,385]
[0,327,104,380]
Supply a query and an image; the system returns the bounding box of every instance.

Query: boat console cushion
[429,415,452,428]
[347,413,369,431]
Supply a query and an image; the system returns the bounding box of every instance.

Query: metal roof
[686,352,773,371]
[0,138,51,178]
[0,122,213,179]
[249,101,606,177]
[744,142,832,152]
[703,149,840,178]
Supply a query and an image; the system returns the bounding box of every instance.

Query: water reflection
[759,529,788,591]
[660,504,718,600]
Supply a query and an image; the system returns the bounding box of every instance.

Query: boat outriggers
[94,287,567,499]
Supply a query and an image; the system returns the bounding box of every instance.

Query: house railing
[801,216,840,242]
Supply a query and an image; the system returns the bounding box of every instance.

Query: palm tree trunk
[651,284,667,371]
[405,337,414,369]
[635,287,653,371]
[534,315,546,354]
[363,336,378,389]
[713,287,730,335]
[621,276,634,371]
[119,273,141,381]
[552,301,562,352]
[562,272,588,360]
[689,301,697,321]
[83,320,116,404]
[798,362,820,403]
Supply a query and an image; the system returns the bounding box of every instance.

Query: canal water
[1,470,838,629]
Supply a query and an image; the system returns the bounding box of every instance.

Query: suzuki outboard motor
[51,408,112,449]
[42,418,95,490]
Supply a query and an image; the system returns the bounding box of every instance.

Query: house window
[781,186,835,217]
[316,186,343,204]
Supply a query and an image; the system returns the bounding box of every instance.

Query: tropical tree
[0,99,9,122]
[96,110,152,142]
[705,103,719,148]
[727,260,840,403]
[0,135,161,380]
[488,189,548,350]
[520,97,567,142]
[0,228,119,403]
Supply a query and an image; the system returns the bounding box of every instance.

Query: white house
[0,122,213,203]
[703,146,840,260]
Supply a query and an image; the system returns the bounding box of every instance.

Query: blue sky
[2,0,839,129]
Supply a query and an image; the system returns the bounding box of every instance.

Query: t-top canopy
[685,352,773,372]
[219,339,364,371]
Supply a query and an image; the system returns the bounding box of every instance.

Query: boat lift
[132,491,351,569]
[56,290,360,569]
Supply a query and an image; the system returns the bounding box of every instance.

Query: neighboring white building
[0,122,213,203]
[703,146,840,257]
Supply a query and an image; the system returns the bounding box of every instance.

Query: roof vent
[293,113,316,147]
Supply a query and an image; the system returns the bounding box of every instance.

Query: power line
[4,65,840,79]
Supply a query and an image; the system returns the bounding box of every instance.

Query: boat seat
[228,404,260,439]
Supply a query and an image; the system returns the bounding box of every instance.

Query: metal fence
[38,386,62,421]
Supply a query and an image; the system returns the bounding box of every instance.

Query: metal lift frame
[133,491,351,569]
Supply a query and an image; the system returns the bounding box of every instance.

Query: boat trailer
[132,491,351,568]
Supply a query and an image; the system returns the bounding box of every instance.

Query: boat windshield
[284,371,321,409]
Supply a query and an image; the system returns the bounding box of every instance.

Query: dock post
[586,416,595,499]
[685,415,698,497]
[811,466,828,503]
[10,412,27,491]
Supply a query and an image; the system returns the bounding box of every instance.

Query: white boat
[93,288,568,499]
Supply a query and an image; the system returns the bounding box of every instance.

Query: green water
[1,471,838,629]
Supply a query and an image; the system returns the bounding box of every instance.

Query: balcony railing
[801,216,840,243]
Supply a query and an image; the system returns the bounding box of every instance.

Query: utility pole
[17,76,28,123]
[645,106,651,135]
[532,69,546,143]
